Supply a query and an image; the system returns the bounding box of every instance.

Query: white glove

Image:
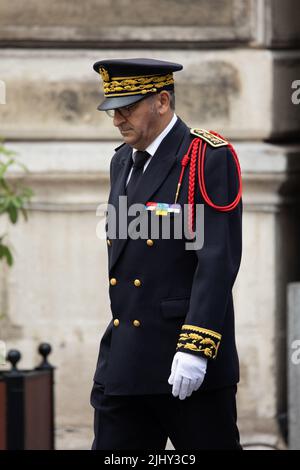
[168,351,207,400]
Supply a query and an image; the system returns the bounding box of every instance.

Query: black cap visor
[97,93,149,111]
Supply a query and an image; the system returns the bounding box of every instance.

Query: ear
[157,91,171,115]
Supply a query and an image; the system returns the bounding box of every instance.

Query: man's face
[112,95,161,150]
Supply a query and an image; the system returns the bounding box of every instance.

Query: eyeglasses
[105,101,140,119]
[105,95,153,119]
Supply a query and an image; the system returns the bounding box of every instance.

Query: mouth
[119,128,132,134]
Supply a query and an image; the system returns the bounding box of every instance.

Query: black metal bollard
[0,343,55,450]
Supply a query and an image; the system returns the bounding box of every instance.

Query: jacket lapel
[109,117,189,272]
[108,145,131,269]
[108,145,132,207]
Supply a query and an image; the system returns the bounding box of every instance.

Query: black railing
[0,343,55,450]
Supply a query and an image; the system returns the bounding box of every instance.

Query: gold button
[113,319,120,327]
[133,320,140,327]
[110,278,117,286]
[134,279,141,287]
[107,239,111,246]
[146,239,154,247]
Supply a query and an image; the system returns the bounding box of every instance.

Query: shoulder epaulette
[190,128,228,148]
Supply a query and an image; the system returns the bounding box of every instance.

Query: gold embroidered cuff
[176,324,221,359]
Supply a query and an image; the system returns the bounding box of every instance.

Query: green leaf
[11,196,22,208]
[0,176,11,192]
[8,204,18,223]
[0,244,14,266]
[0,158,14,178]
[0,198,10,213]
[0,145,16,157]
[0,140,33,269]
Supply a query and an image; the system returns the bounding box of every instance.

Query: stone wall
[0,0,300,448]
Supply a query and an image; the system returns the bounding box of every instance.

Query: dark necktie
[126,150,150,201]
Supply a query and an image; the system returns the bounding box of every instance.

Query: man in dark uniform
[90,58,243,450]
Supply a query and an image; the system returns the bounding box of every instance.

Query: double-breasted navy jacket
[93,117,242,395]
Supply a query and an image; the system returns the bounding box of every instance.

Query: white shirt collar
[132,113,178,160]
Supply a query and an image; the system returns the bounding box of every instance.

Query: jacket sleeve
[176,144,243,360]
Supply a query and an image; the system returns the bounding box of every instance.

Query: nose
[113,109,126,127]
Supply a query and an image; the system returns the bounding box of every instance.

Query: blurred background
[0,0,300,450]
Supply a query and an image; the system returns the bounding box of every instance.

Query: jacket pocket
[160,297,190,319]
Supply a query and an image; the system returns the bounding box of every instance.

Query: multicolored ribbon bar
[146,202,181,216]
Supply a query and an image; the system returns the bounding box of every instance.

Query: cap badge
[99,67,110,82]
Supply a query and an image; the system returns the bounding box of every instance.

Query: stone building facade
[0,0,300,448]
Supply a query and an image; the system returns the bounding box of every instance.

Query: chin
[122,133,136,146]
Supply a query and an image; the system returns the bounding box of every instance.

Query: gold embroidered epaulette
[190,128,228,148]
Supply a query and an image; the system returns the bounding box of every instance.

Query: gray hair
[168,90,176,110]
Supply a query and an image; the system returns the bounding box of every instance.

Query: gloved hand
[168,351,207,400]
